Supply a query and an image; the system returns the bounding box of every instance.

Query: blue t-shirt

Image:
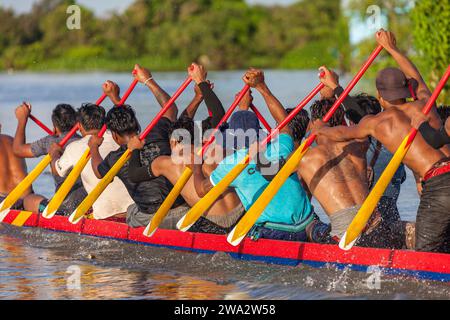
[210,134,312,226]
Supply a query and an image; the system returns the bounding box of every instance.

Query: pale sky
[0,0,298,14]
[0,0,371,43]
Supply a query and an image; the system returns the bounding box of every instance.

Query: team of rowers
[0,30,449,253]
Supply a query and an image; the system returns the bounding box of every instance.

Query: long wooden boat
[2,210,450,282]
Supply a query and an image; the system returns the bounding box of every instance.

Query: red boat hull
[2,210,450,282]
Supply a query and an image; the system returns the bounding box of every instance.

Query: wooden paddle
[143,85,251,237]
[69,76,193,224]
[176,78,326,233]
[340,64,450,251]
[227,45,383,247]
[42,77,139,219]
[0,93,107,222]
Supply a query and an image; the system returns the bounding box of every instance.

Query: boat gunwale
[2,210,450,282]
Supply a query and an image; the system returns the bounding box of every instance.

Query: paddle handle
[139,77,193,140]
[250,104,272,132]
[29,114,54,136]
[296,46,384,153]
[200,85,250,155]
[323,45,383,123]
[98,79,139,137]
[422,65,450,116]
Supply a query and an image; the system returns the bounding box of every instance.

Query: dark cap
[376,67,412,101]
[218,110,261,150]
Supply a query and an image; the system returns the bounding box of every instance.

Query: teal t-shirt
[210,134,312,226]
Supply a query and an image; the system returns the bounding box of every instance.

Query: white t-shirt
[55,131,133,219]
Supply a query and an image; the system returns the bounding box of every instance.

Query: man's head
[221,110,261,151]
[52,104,77,134]
[77,103,106,136]
[310,99,344,128]
[168,116,196,150]
[105,105,141,145]
[376,67,414,107]
[350,93,382,124]
[437,105,450,123]
[286,108,310,144]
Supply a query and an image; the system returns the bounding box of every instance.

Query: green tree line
[0,0,349,71]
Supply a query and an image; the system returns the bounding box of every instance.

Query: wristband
[143,77,154,86]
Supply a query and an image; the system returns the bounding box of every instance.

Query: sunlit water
[0,71,435,300]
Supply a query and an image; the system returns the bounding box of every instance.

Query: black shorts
[0,195,24,211]
[416,171,450,253]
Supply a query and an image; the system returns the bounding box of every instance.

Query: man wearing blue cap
[192,68,315,241]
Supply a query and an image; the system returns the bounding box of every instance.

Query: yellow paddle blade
[227,140,310,246]
[143,167,193,237]
[42,149,91,219]
[69,149,132,224]
[0,154,52,222]
[177,154,251,232]
[340,134,412,250]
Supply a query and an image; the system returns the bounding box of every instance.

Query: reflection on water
[1,224,449,300]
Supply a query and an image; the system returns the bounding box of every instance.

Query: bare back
[0,135,29,195]
[298,139,369,215]
[155,156,241,216]
[369,102,446,178]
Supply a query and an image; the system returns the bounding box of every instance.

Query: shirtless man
[0,124,30,208]
[314,30,450,253]
[297,93,404,248]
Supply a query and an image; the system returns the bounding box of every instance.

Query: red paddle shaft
[299,45,383,152]
[250,104,272,132]
[406,64,450,146]
[256,74,326,150]
[200,85,250,155]
[29,114,54,136]
[139,77,193,141]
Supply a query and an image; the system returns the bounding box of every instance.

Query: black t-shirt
[98,117,184,213]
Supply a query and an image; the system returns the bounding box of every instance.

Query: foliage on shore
[0,0,349,72]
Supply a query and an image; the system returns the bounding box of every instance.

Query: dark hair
[352,93,382,124]
[437,105,450,122]
[77,103,105,131]
[52,104,77,132]
[105,105,141,136]
[310,99,344,127]
[169,116,196,145]
[286,108,310,143]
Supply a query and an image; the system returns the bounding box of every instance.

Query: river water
[0,71,444,300]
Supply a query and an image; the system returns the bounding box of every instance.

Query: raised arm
[179,84,204,120]
[102,81,122,105]
[319,66,366,123]
[243,68,290,135]
[13,103,35,158]
[376,29,431,102]
[188,63,225,128]
[314,115,376,143]
[134,64,178,121]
